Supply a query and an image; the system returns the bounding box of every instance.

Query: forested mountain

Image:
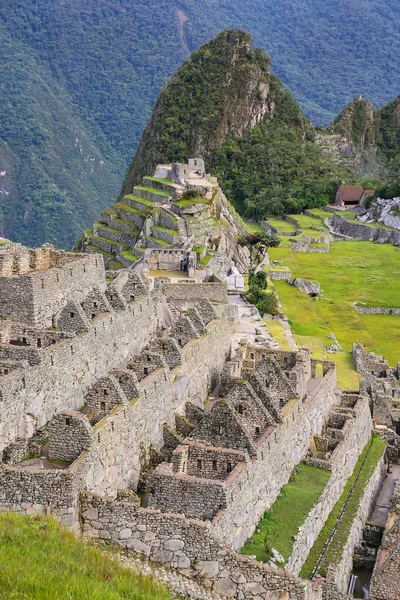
[1,0,400,246]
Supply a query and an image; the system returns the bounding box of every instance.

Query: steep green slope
[2,1,400,246]
[121,30,283,193]
[120,31,349,219]
[0,26,120,248]
[0,512,173,600]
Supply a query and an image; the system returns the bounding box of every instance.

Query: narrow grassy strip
[300,435,386,579]
[134,186,171,197]
[0,513,173,600]
[240,463,331,563]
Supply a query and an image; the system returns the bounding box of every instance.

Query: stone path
[371,464,400,525]
[111,551,223,600]
[227,294,280,353]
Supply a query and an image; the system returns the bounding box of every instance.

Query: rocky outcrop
[120,29,305,196]
[331,214,400,245]
[360,197,400,231]
[290,278,320,296]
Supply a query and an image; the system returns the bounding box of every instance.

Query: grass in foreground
[0,513,173,600]
[300,435,386,579]
[240,463,331,563]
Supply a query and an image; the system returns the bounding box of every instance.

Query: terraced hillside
[79,169,247,271]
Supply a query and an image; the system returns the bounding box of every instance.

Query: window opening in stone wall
[100,401,105,411]
[255,426,260,435]
[144,367,148,375]
[265,380,270,388]
[197,459,202,470]
[50,356,54,366]
[37,339,41,348]
[94,302,98,308]
[70,312,75,318]
[250,353,254,359]
[91,314,96,320]
[66,417,71,425]
[227,462,232,473]
[212,460,217,471]
[237,404,244,415]
[103,389,108,396]
[279,398,285,408]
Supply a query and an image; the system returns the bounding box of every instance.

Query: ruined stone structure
[1,241,400,600]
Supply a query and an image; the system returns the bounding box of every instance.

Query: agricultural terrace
[266,215,400,389]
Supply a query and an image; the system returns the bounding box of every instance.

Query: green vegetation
[269,238,400,384]
[199,254,213,267]
[0,512,173,600]
[300,435,386,579]
[3,3,400,246]
[121,249,138,262]
[241,463,331,563]
[264,317,291,351]
[246,270,279,316]
[213,121,350,220]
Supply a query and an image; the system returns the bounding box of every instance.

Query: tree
[238,232,280,269]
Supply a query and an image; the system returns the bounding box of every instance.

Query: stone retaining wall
[286,397,374,576]
[331,214,400,245]
[354,304,400,315]
[328,453,387,594]
[81,491,321,600]
[268,270,292,281]
[164,282,228,304]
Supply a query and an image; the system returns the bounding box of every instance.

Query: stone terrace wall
[0,293,161,453]
[164,282,228,304]
[329,453,387,594]
[211,368,339,549]
[81,491,320,600]
[331,214,400,245]
[355,304,400,315]
[286,397,374,576]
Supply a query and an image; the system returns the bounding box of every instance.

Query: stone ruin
[0,241,399,600]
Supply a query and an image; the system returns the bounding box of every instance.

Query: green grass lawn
[241,463,331,564]
[0,513,173,600]
[245,221,264,234]
[300,435,386,579]
[269,240,400,374]
[266,218,297,233]
[264,317,291,350]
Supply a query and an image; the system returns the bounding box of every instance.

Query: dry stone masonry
[0,239,400,600]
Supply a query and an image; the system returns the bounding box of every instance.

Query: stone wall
[329,453,387,594]
[0,293,161,453]
[354,304,400,315]
[331,214,400,245]
[81,491,321,600]
[286,397,374,575]
[210,368,339,549]
[0,253,105,328]
[268,270,292,281]
[164,282,228,304]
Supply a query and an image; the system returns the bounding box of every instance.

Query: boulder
[290,278,320,296]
